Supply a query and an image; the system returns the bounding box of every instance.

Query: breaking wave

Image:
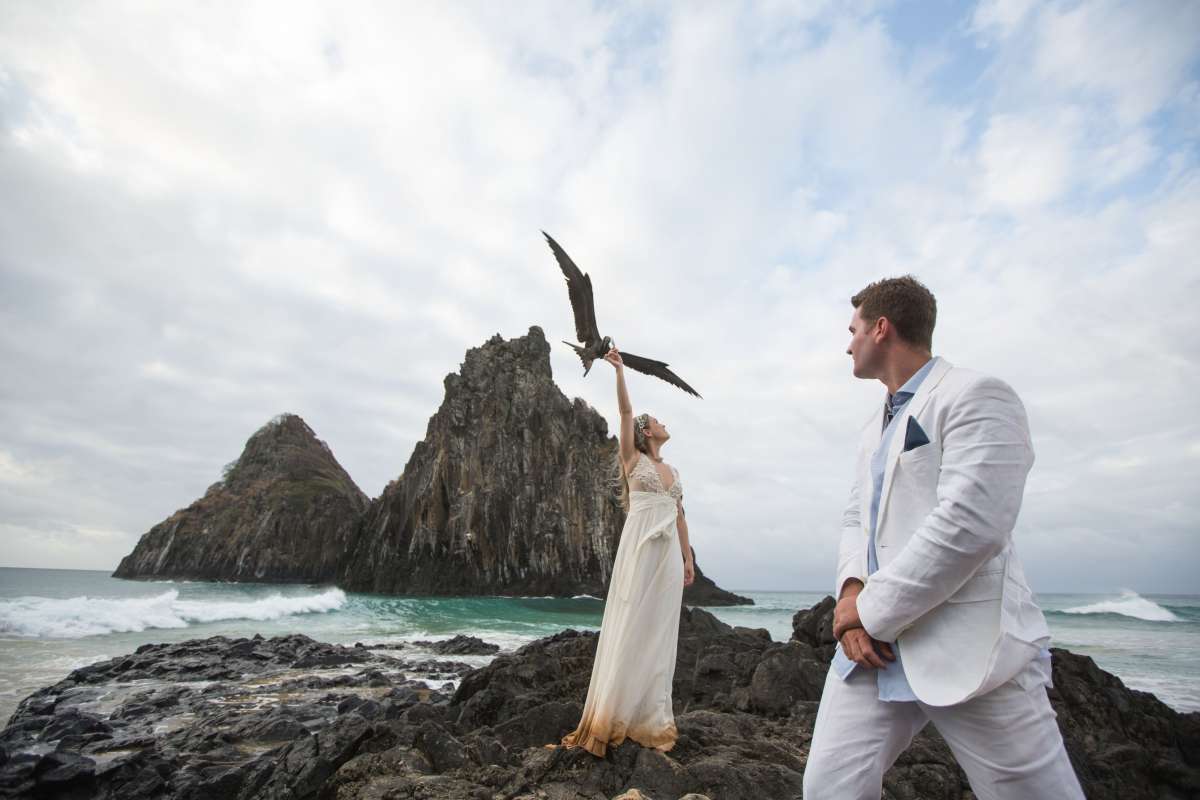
[1059,591,1181,622]
[0,588,347,638]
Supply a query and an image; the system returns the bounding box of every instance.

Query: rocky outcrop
[1048,646,1200,797]
[339,327,628,597]
[6,600,1195,800]
[113,414,368,583]
[113,327,748,603]
[683,553,753,607]
[0,633,472,800]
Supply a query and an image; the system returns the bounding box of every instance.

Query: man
[803,277,1083,799]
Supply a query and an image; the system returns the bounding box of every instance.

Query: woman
[559,347,695,757]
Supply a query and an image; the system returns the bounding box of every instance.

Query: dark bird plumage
[542,231,702,398]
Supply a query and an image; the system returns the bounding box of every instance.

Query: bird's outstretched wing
[620,351,703,398]
[543,231,601,347]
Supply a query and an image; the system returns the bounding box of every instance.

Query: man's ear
[872,316,890,342]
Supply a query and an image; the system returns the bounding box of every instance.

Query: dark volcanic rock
[113,414,368,582]
[0,633,456,800]
[339,326,625,597]
[3,602,1199,799]
[1048,646,1200,799]
[791,593,837,660]
[411,635,502,656]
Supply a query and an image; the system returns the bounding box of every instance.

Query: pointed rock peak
[246,413,323,449]
[115,412,366,583]
[454,326,552,389]
[221,413,356,496]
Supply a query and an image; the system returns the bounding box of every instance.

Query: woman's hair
[613,413,652,511]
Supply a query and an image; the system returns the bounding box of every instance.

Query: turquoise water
[1,568,1197,725]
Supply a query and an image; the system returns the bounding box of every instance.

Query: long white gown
[561,451,685,756]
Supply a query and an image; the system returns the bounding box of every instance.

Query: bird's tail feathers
[562,341,594,376]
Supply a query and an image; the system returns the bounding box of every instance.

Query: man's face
[846,308,881,379]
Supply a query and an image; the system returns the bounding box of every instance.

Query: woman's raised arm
[605,348,637,469]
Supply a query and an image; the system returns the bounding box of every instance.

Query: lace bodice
[629,452,683,502]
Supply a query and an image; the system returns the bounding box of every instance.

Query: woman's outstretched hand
[604,348,624,370]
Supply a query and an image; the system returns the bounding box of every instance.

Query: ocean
[1,567,1197,726]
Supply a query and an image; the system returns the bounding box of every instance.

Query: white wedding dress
[561,451,685,756]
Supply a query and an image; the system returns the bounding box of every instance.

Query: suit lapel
[875,358,953,536]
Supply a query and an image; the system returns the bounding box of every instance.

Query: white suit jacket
[838,358,1051,706]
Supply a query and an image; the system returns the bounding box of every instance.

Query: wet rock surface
[413,636,502,657]
[3,601,1196,799]
[0,633,485,800]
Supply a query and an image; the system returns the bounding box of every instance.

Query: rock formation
[3,599,1195,799]
[683,553,753,606]
[114,327,749,604]
[339,326,715,599]
[113,414,368,583]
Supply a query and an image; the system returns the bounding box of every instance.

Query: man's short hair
[851,276,937,350]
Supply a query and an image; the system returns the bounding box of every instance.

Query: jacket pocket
[945,569,1004,603]
[898,442,938,467]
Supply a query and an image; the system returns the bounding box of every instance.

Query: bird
[542,231,702,398]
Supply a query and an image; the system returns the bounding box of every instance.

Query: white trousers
[803,660,1084,800]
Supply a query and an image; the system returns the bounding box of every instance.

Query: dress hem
[560,724,678,758]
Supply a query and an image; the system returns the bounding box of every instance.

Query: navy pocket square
[903,417,931,452]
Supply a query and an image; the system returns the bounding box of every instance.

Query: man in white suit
[803,277,1084,800]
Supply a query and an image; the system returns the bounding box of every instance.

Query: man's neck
[880,350,933,395]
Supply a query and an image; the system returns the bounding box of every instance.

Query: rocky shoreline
[2,598,1197,799]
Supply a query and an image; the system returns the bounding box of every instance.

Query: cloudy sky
[1,0,1197,595]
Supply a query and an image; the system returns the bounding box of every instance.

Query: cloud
[1032,0,1200,125]
[971,0,1037,39]
[978,111,1077,209]
[0,1,1197,594]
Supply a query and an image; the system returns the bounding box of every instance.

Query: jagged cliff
[113,414,368,583]
[114,327,750,603]
[338,327,626,597]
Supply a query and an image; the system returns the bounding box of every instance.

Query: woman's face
[645,416,670,442]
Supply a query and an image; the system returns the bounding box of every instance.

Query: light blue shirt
[832,358,936,701]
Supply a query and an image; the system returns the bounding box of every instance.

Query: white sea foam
[0,588,347,638]
[1061,590,1180,622]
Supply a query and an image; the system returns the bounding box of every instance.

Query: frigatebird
[542,231,702,398]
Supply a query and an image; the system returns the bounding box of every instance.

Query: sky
[1,0,1198,595]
